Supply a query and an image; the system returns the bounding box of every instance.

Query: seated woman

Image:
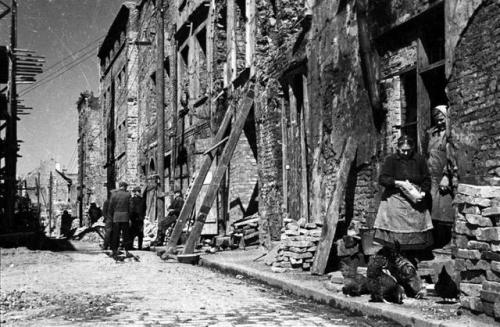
[374,135,433,263]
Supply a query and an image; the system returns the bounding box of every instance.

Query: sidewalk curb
[200,256,485,327]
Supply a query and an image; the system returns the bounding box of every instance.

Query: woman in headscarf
[374,135,433,262]
[426,105,457,250]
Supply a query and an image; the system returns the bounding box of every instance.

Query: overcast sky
[0,0,124,175]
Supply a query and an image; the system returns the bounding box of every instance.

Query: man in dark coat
[101,192,113,250]
[129,186,146,250]
[88,202,102,225]
[151,189,184,246]
[109,181,131,257]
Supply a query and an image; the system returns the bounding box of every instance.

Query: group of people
[101,181,185,258]
[373,105,457,264]
[101,182,146,257]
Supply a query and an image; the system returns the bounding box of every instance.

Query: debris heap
[231,213,260,247]
[452,184,500,319]
[271,217,322,272]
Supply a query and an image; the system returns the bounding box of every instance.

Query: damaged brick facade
[76,91,105,209]
[97,1,139,195]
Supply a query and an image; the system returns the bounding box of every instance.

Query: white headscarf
[433,105,447,118]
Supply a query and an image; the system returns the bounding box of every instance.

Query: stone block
[289,247,307,253]
[306,246,317,252]
[483,281,500,293]
[483,251,500,261]
[285,229,300,236]
[282,251,313,259]
[460,283,483,297]
[456,249,482,260]
[455,235,470,248]
[483,207,500,217]
[471,197,492,208]
[461,296,483,313]
[290,257,303,266]
[455,259,466,272]
[458,184,481,197]
[305,223,317,229]
[302,262,311,270]
[479,186,500,199]
[461,270,486,283]
[466,259,491,271]
[310,230,322,237]
[465,214,493,227]
[476,227,500,241]
[492,242,500,252]
[271,266,289,273]
[297,218,307,227]
[495,301,500,319]
[280,234,288,241]
[285,240,314,248]
[462,205,482,215]
[299,228,309,235]
[486,270,500,282]
[467,240,491,251]
[455,221,476,236]
[481,290,500,303]
[286,222,299,231]
[283,218,293,224]
[492,261,500,273]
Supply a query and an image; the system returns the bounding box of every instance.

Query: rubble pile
[231,213,260,247]
[452,184,500,319]
[270,217,322,272]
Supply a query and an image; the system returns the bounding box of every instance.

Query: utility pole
[170,1,178,202]
[48,171,53,237]
[156,0,166,221]
[5,0,17,229]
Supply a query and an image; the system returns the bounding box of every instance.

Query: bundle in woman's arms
[398,180,425,203]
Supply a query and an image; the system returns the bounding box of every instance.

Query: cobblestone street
[0,244,401,327]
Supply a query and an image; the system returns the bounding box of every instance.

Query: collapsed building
[78,0,500,318]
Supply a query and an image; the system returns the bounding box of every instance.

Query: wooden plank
[311,118,323,224]
[164,102,235,254]
[245,0,256,74]
[299,100,309,222]
[288,85,299,218]
[416,37,431,154]
[281,98,288,212]
[183,84,255,254]
[207,0,215,133]
[311,136,358,275]
[227,0,237,84]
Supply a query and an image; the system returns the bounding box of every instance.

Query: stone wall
[453,184,500,319]
[447,0,500,186]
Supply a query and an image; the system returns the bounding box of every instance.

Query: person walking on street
[109,181,131,258]
[151,189,184,246]
[129,186,146,250]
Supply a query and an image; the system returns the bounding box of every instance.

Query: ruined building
[76,91,105,217]
[97,1,140,195]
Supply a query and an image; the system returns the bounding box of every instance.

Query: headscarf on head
[432,105,447,118]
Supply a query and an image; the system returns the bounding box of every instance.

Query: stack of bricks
[271,217,322,272]
[231,213,260,247]
[453,183,500,320]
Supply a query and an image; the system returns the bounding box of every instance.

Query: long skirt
[374,193,433,250]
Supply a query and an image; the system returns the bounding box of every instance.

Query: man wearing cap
[426,105,458,250]
[151,189,184,246]
[129,186,146,250]
[109,181,132,257]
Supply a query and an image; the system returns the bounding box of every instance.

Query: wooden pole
[157,0,166,221]
[49,171,53,237]
[299,97,309,222]
[226,0,236,84]
[311,137,357,275]
[183,85,255,254]
[280,98,288,213]
[36,171,41,225]
[170,2,178,202]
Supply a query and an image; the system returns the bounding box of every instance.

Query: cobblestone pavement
[0,244,401,326]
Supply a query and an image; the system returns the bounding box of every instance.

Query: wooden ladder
[165,81,255,255]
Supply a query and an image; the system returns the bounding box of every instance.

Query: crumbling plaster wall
[447,0,500,186]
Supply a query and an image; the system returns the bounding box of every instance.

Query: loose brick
[492,242,500,252]
[285,229,300,236]
[456,249,482,260]
[461,270,486,283]
[466,259,491,271]
[289,247,307,253]
[483,251,500,261]
[492,261,500,273]
[476,227,500,241]
[465,214,493,226]
[286,222,299,230]
[483,281,500,293]
[305,223,317,229]
[482,300,495,317]
[458,184,482,197]
[455,221,476,236]
[285,240,314,248]
[306,246,317,252]
[470,197,492,208]
[282,251,313,259]
[462,206,482,215]
[455,235,470,248]
[487,270,500,282]
[460,283,483,297]
[479,187,500,199]
[467,240,491,251]
[483,206,500,217]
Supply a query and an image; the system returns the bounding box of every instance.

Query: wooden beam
[311,136,358,275]
[281,98,288,212]
[182,83,255,254]
[207,0,215,133]
[299,99,309,222]
[416,37,431,154]
[164,100,235,254]
[226,0,237,84]
[311,118,323,224]
[245,0,255,74]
